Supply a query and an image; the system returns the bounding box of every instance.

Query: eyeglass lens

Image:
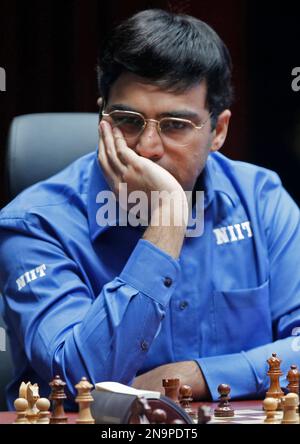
[107,111,197,146]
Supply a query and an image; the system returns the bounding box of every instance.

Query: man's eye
[113,116,141,127]
[161,120,190,131]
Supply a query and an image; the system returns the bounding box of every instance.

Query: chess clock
[90,390,194,424]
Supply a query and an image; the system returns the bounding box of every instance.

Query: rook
[162,378,180,405]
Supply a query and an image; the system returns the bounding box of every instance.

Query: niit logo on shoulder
[0,67,6,92]
[16,264,47,291]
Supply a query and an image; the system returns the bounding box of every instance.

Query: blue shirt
[0,149,299,409]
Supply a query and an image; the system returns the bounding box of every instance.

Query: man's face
[106,72,226,191]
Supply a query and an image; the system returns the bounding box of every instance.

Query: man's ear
[209,110,231,153]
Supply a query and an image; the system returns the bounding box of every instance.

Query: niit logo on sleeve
[213,221,253,245]
[16,264,47,291]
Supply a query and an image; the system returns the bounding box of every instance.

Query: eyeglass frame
[101,107,212,146]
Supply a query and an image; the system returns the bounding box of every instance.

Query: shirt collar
[196,153,238,209]
[87,150,237,242]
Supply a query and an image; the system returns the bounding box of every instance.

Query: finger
[112,126,140,165]
[98,136,117,182]
[100,121,127,174]
[98,124,121,182]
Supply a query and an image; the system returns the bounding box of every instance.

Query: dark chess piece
[151,408,167,424]
[214,384,235,418]
[179,385,197,420]
[130,397,152,424]
[286,365,300,395]
[197,405,211,424]
[286,364,300,414]
[162,378,180,405]
[49,375,68,424]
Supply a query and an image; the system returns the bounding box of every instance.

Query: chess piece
[263,397,280,424]
[75,377,95,424]
[130,397,152,424]
[36,398,51,424]
[151,408,167,424]
[49,375,68,424]
[171,419,185,424]
[19,381,40,423]
[265,353,284,405]
[179,385,197,420]
[281,393,299,424]
[197,405,211,424]
[162,378,180,405]
[286,365,300,394]
[214,384,235,418]
[13,398,30,424]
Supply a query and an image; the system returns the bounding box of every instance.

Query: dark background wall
[0,0,299,208]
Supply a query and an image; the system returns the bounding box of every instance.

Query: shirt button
[164,277,173,288]
[179,301,189,310]
[140,340,149,351]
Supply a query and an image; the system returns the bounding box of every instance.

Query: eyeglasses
[101,109,211,147]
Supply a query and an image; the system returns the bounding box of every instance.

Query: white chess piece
[281,393,299,424]
[13,398,30,424]
[263,397,280,424]
[36,398,51,424]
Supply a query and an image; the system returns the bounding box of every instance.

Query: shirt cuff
[196,351,260,401]
[119,238,180,307]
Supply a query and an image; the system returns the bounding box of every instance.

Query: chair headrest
[6,113,99,199]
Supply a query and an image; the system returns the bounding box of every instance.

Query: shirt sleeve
[197,336,300,400]
[198,172,300,400]
[0,215,180,399]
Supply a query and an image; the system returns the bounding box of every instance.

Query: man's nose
[135,121,164,161]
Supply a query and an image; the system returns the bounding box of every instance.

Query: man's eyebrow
[107,104,201,120]
[159,110,200,120]
[108,104,141,113]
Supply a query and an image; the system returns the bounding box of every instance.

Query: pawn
[13,398,30,424]
[214,384,235,418]
[36,398,51,424]
[198,405,211,424]
[263,397,280,424]
[286,365,300,395]
[281,393,299,424]
[151,408,167,424]
[179,385,197,420]
[75,377,95,424]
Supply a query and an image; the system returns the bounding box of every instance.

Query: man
[0,9,299,409]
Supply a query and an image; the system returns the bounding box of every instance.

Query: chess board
[194,400,278,424]
[0,403,285,425]
[207,408,267,424]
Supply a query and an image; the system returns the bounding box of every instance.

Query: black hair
[97,9,233,129]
